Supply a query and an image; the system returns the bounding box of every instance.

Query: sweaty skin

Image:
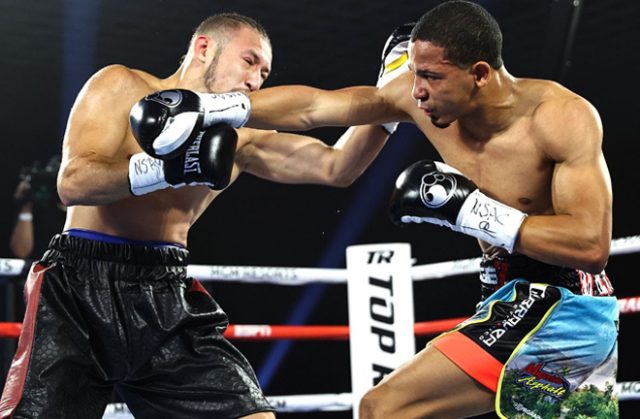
[248,40,612,274]
[51,22,397,419]
[58,26,389,247]
[244,35,613,419]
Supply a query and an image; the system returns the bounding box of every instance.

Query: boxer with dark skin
[239,2,617,418]
[0,13,389,419]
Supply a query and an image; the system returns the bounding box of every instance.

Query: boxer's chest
[427,121,554,215]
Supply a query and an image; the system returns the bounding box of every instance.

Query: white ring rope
[3,234,637,283]
[102,381,640,417]
[102,393,355,417]
[176,233,640,282]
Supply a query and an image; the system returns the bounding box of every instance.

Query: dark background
[1,0,639,417]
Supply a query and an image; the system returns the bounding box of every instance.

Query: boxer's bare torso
[247,41,610,271]
[388,67,610,263]
[59,26,275,246]
[61,67,238,246]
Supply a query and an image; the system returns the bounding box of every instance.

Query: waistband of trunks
[479,253,613,299]
[41,233,190,267]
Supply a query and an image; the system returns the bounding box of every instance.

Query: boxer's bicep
[517,98,611,271]
[546,99,610,227]
[551,153,612,239]
[318,85,410,126]
[552,165,611,264]
[544,132,612,270]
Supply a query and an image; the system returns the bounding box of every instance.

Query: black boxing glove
[128,123,238,195]
[389,160,527,253]
[130,89,250,159]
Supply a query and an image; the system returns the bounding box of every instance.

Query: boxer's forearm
[515,213,611,274]
[9,209,34,259]
[247,85,391,131]
[58,153,132,206]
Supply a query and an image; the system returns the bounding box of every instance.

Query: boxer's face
[409,40,475,129]
[204,26,272,94]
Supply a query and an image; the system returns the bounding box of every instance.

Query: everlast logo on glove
[183,132,204,175]
[129,121,237,195]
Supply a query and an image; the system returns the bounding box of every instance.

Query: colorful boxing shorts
[431,255,619,418]
[0,231,273,419]
[477,253,614,300]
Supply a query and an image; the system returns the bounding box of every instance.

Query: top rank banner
[346,243,415,419]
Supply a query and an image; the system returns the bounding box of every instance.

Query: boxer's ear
[193,35,210,63]
[470,61,491,88]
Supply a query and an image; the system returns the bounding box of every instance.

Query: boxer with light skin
[0,13,392,419]
[203,2,618,418]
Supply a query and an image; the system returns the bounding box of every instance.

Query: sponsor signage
[347,243,415,419]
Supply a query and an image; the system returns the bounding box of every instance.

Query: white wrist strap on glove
[455,190,527,253]
[128,153,169,196]
[198,92,251,128]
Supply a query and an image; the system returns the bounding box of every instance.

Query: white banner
[618,381,640,401]
[346,243,415,419]
[0,258,26,276]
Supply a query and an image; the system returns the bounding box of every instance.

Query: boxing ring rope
[1,299,639,341]
[3,300,640,339]
[1,234,640,415]
[0,318,474,340]
[1,235,639,283]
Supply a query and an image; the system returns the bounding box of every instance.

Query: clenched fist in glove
[129,89,250,159]
[128,123,238,196]
[389,160,527,253]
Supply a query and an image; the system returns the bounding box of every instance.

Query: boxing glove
[377,23,414,134]
[130,89,250,159]
[389,160,527,253]
[128,123,238,196]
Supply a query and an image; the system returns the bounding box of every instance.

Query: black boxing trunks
[430,254,619,418]
[0,231,273,419]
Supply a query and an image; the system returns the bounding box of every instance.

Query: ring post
[346,243,415,419]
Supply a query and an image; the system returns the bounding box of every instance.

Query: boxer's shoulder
[85,65,158,102]
[513,79,601,157]
[516,78,592,116]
